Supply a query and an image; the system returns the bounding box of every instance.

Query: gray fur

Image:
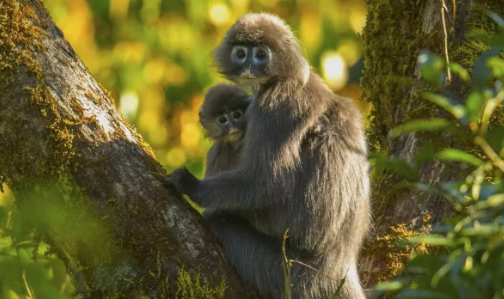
[199,84,249,177]
[168,13,370,299]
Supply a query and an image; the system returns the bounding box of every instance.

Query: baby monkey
[200,84,249,177]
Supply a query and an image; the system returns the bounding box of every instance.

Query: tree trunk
[0,0,256,298]
[359,0,504,287]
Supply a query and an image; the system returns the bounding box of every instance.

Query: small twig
[281,230,292,299]
[288,259,344,283]
[475,136,504,173]
[23,271,35,299]
[451,0,457,27]
[281,230,346,298]
[480,90,504,135]
[60,275,69,294]
[440,0,452,84]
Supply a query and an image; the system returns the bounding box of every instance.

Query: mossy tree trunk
[359,0,504,287]
[0,0,257,298]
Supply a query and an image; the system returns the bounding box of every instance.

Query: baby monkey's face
[215,108,246,143]
[200,84,249,144]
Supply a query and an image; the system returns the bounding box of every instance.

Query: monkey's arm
[167,165,271,211]
[168,109,314,211]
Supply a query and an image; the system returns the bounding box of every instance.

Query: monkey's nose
[240,66,255,78]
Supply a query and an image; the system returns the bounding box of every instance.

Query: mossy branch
[0,0,256,298]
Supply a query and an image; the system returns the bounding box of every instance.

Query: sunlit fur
[214,13,310,88]
[169,13,370,299]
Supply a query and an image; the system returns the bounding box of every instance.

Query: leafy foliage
[0,192,75,299]
[374,13,504,299]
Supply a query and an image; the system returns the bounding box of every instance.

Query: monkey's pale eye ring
[231,46,248,63]
[218,116,228,124]
[232,111,242,119]
[252,46,270,64]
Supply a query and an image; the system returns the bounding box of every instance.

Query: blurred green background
[40,0,368,176]
[0,1,367,297]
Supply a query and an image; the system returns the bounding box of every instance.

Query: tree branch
[0,0,255,298]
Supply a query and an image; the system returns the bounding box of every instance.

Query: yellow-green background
[47,0,367,172]
[1,0,367,204]
[0,2,366,296]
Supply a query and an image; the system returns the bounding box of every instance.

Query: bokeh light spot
[209,3,231,26]
[119,91,139,121]
[322,52,348,91]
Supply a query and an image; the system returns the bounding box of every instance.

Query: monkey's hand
[163,167,199,196]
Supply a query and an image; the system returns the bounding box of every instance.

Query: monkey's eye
[231,46,248,63]
[255,51,266,60]
[253,46,270,64]
[236,50,246,59]
[232,111,242,119]
[218,116,228,124]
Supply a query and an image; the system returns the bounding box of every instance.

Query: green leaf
[409,235,452,246]
[390,119,451,137]
[374,281,403,292]
[330,276,346,299]
[487,57,504,79]
[371,154,418,181]
[435,149,483,166]
[418,51,445,86]
[449,63,470,82]
[484,127,504,152]
[473,46,504,89]
[465,90,486,122]
[488,11,504,27]
[414,143,437,165]
[422,93,466,119]
[475,194,504,209]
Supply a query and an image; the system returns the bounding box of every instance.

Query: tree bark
[359,0,504,287]
[0,0,256,298]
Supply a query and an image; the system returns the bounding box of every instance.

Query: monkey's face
[226,44,272,87]
[201,108,247,144]
[215,108,246,143]
[214,13,311,87]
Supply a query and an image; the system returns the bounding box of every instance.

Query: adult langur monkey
[166,13,370,299]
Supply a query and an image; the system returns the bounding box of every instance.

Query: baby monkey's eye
[232,111,242,119]
[236,49,246,59]
[218,116,228,124]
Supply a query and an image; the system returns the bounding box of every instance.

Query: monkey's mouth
[223,131,243,143]
[239,73,257,79]
[233,75,268,87]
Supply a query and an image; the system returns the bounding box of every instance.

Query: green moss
[175,267,227,299]
[363,215,433,283]
[0,0,78,183]
[361,0,428,153]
